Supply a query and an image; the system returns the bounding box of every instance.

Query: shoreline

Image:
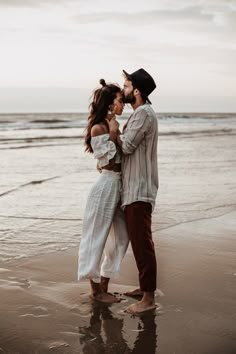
[0,209,235,353]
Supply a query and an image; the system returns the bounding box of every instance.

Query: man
[109,68,158,314]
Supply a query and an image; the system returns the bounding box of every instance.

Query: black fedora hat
[123,68,156,104]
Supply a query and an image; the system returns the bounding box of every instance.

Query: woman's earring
[108,105,113,113]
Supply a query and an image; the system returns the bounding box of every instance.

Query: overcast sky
[0,0,235,112]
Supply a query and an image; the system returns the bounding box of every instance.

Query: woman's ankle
[100,276,110,293]
[90,279,102,296]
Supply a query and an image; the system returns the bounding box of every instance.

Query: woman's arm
[91,124,118,170]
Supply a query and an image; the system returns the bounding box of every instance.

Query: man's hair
[123,73,147,103]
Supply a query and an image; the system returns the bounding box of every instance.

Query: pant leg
[101,206,129,278]
[78,173,120,282]
[124,201,157,292]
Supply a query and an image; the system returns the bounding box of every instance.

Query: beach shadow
[78,302,157,354]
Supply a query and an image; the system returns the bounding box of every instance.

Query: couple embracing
[78,68,158,314]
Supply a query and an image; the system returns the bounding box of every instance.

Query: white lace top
[91,133,122,168]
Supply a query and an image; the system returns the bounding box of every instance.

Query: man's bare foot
[90,292,120,304]
[124,288,144,298]
[125,300,156,314]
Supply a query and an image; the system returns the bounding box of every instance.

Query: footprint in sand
[0,278,29,289]
[48,341,69,350]
[69,303,91,318]
[0,268,10,273]
[1,276,32,289]
[19,305,50,318]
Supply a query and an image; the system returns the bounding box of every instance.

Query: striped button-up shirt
[120,103,158,212]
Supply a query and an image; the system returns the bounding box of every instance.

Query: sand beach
[0,112,236,353]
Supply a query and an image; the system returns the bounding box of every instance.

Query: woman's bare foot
[124,288,144,298]
[90,279,119,303]
[125,300,156,314]
[90,292,120,303]
[100,276,110,293]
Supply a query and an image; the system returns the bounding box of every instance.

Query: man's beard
[123,90,136,104]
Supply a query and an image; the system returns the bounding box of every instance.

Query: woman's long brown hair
[84,79,121,153]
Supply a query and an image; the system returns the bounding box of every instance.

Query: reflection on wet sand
[79,302,157,354]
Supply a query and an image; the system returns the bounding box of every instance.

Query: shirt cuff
[120,135,136,154]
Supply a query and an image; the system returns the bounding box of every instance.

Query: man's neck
[131,100,146,111]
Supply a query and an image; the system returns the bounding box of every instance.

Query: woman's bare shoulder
[91,124,109,137]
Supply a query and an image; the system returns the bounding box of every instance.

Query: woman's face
[112,92,125,115]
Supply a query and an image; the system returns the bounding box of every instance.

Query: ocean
[0,112,235,134]
[0,112,236,262]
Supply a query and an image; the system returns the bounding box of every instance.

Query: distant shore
[1,111,236,120]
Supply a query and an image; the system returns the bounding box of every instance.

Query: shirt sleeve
[120,109,150,155]
[91,134,116,167]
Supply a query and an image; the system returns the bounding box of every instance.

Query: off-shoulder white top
[91,133,122,168]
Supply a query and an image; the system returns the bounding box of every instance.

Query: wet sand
[0,114,236,353]
[0,210,235,353]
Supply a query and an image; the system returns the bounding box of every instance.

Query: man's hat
[122,68,156,104]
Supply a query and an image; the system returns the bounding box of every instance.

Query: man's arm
[116,109,150,154]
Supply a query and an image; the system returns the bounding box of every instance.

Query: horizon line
[0,111,235,115]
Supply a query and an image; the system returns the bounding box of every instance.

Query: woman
[78,79,129,303]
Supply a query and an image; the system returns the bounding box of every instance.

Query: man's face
[123,79,136,104]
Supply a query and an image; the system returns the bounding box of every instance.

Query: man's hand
[96,162,102,173]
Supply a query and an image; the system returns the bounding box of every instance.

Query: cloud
[0,0,72,7]
[72,2,236,34]
[70,2,236,52]
[0,0,235,99]
[73,7,213,25]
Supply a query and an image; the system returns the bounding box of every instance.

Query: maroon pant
[124,201,157,292]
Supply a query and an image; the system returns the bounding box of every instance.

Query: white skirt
[78,170,129,283]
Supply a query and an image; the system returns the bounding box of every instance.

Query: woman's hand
[108,117,119,132]
[106,117,119,142]
[107,104,117,121]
